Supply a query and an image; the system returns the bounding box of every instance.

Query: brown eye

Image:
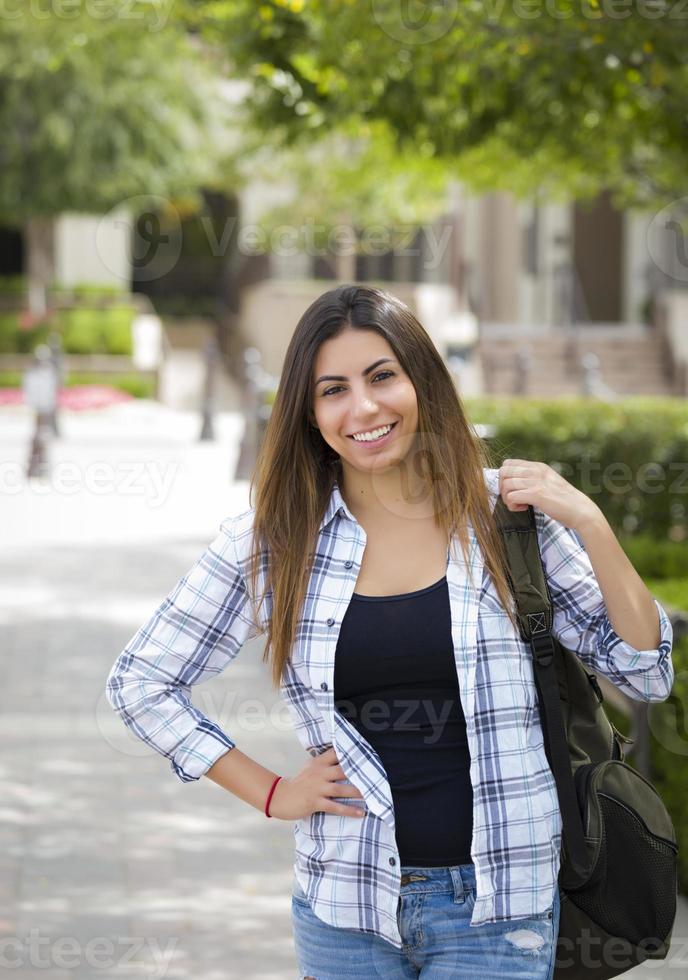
[322,371,394,397]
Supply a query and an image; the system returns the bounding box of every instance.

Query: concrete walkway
[1,397,686,978]
[1,399,304,979]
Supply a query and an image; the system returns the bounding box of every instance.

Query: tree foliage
[183,0,688,210]
[223,115,453,253]
[0,4,227,223]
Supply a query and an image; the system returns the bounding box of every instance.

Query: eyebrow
[314,358,396,386]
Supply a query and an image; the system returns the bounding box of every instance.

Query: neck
[339,461,436,523]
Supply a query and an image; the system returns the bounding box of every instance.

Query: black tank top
[333,575,473,866]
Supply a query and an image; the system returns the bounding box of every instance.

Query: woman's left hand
[498,458,602,532]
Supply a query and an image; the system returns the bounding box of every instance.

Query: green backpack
[494,498,679,980]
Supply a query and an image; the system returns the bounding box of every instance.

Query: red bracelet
[265,775,282,818]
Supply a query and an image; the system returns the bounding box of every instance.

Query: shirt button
[320,682,328,691]
[326,617,335,626]
[344,560,353,569]
[389,857,396,867]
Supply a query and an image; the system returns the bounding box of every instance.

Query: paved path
[1,398,686,979]
[1,400,304,978]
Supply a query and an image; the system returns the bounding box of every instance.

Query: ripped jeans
[291,862,560,979]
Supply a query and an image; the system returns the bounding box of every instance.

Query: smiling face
[311,325,419,475]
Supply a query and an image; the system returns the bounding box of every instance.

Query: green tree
[184,0,688,211]
[0,4,227,313]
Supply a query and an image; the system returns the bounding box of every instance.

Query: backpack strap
[493,496,591,885]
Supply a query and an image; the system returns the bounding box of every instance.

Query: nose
[352,389,379,414]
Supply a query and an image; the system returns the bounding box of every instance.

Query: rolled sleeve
[596,597,674,702]
[105,515,261,782]
[171,719,236,783]
[534,507,675,704]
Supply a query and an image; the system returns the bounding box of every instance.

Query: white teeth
[352,424,392,442]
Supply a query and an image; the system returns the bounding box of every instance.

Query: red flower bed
[0,385,134,410]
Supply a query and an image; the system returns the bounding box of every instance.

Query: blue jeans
[291,862,560,979]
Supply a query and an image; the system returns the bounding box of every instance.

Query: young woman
[106,284,674,980]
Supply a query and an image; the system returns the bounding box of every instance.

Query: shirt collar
[318,479,357,532]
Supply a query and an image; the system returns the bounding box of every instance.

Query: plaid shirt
[106,467,674,949]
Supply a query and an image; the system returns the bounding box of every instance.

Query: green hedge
[0,278,131,300]
[619,535,688,580]
[0,312,51,353]
[467,396,688,541]
[55,305,135,355]
[0,371,154,399]
[645,579,688,609]
[0,275,27,295]
[65,372,154,398]
[67,283,128,300]
[0,304,135,355]
[648,629,688,896]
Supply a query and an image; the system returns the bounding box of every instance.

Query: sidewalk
[1,399,252,550]
[1,398,304,979]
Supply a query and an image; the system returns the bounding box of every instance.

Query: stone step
[478,327,677,396]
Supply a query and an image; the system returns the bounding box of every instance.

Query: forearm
[575,506,661,651]
[204,746,278,813]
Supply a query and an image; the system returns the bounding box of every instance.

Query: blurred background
[1,2,687,977]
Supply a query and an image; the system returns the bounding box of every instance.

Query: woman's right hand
[268,746,366,820]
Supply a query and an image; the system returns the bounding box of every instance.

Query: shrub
[100,306,135,355]
[466,396,688,542]
[648,631,688,895]
[57,306,134,355]
[0,312,19,353]
[619,535,688,581]
[65,372,154,398]
[0,275,27,295]
[0,371,155,398]
[70,283,127,300]
[645,579,688,610]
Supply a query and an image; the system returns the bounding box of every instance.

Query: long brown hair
[247,284,519,688]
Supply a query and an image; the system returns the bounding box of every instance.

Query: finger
[504,487,530,501]
[323,783,365,799]
[334,783,363,800]
[324,763,347,779]
[316,746,338,762]
[318,799,366,817]
[502,477,533,495]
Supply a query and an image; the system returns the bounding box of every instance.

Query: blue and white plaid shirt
[106,467,674,949]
